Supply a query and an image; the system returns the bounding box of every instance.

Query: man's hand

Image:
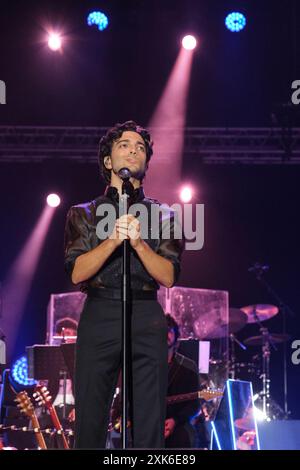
[109,214,142,249]
[107,214,174,288]
[164,418,176,439]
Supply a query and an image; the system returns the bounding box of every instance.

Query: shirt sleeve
[156,208,185,287]
[64,206,92,279]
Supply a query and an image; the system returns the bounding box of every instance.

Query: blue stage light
[11,355,37,387]
[87,11,109,31]
[225,12,246,32]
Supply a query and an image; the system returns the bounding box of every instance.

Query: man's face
[104,131,148,181]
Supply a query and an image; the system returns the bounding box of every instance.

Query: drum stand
[249,264,295,418]
[249,307,275,420]
[255,323,285,420]
[260,327,271,420]
[229,334,247,380]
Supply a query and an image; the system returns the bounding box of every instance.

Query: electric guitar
[166,388,223,405]
[33,385,69,449]
[15,390,47,450]
[111,388,223,432]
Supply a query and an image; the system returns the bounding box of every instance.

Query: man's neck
[110,173,141,196]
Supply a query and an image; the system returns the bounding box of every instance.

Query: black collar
[104,185,145,203]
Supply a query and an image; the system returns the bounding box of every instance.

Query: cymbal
[244,333,290,346]
[229,308,248,330]
[201,308,247,339]
[240,304,279,323]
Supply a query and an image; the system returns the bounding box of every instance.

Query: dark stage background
[1,0,300,127]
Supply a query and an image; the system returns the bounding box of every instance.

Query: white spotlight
[46,194,61,208]
[180,186,193,203]
[48,33,62,51]
[182,35,197,51]
[253,405,267,422]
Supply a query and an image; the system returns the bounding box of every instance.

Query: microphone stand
[120,178,133,449]
[60,328,67,421]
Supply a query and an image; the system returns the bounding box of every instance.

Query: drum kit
[206,303,290,421]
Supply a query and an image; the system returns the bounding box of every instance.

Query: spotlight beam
[3,205,57,361]
[145,45,195,204]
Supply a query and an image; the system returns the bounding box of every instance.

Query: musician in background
[165,314,200,448]
[54,317,78,344]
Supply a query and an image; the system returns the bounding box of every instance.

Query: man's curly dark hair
[98,120,154,184]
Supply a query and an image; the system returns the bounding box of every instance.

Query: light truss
[0,126,299,164]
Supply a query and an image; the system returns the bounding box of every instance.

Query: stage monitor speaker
[258,420,300,450]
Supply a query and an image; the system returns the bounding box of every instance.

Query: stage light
[180,186,193,203]
[252,394,267,421]
[182,35,197,50]
[87,11,109,31]
[253,405,267,421]
[46,193,61,208]
[225,12,246,32]
[48,33,62,51]
[11,355,37,387]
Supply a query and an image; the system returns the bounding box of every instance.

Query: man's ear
[104,156,112,169]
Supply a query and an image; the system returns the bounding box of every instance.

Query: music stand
[26,344,71,417]
[27,345,66,379]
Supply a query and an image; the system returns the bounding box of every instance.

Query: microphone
[248,262,269,273]
[118,167,132,181]
[118,168,134,212]
[248,263,270,280]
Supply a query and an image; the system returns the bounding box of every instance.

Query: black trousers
[74,297,168,448]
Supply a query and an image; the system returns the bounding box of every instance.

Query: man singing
[64,121,184,448]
